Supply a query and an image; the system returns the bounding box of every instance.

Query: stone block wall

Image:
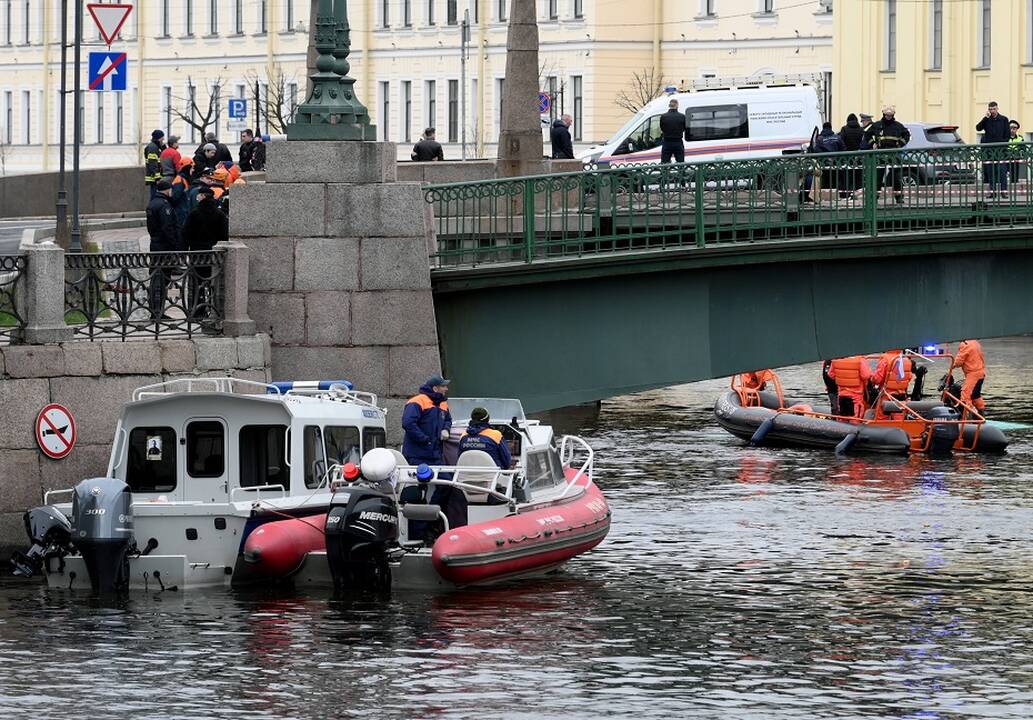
[0,335,271,561]
[233,141,443,447]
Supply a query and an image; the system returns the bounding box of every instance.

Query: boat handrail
[731,370,785,410]
[230,484,288,502]
[133,377,281,401]
[44,488,74,505]
[557,434,594,499]
[331,465,521,505]
[283,385,383,411]
[109,424,128,473]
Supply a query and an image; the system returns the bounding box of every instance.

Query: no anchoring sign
[36,404,77,460]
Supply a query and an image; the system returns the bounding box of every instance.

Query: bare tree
[615,68,669,115]
[243,66,301,135]
[169,76,225,142]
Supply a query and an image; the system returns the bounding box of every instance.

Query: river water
[1,339,1032,719]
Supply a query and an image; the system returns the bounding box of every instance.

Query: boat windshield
[449,398,526,427]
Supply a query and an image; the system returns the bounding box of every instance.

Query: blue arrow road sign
[537,92,551,115]
[229,98,248,119]
[88,52,127,91]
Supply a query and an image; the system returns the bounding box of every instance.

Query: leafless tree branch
[615,68,669,115]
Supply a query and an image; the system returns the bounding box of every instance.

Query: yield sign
[87,3,133,46]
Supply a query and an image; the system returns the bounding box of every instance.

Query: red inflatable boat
[242,513,327,578]
[431,473,610,585]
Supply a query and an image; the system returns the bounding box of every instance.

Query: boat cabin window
[363,426,387,452]
[686,104,749,143]
[186,421,225,478]
[304,425,361,489]
[126,426,177,493]
[239,425,289,489]
[525,448,566,491]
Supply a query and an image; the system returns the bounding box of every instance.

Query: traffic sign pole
[55,0,68,245]
[71,0,83,254]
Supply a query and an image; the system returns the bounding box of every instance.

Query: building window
[497,0,506,22]
[572,75,582,140]
[160,0,170,36]
[402,80,412,141]
[21,0,28,44]
[547,76,557,122]
[495,77,504,134]
[285,0,294,30]
[548,0,557,19]
[930,0,942,70]
[448,0,457,25]
[212,82,221,129]
[163,86,173,136]
[2,91,10,144]
[259,0,267,33]
[472,0,478,22]
[425,79,436,129]
[427,0,435,25]
[762,0,774,13]
[2,1,11,45]
[116,92,124,143]
[470,77,478,140]
[187,84,197,142]
[701,0,715,17]
[21,90,29,143]
[885,0,896,71]
[288,82,298,119]
[573,0,582,18]
[448,79,458,142]
[185,0,194,36]
[379,81,390,141]
[77,90,85,143]
[208,0,218,34]
[381,0,390,27]
[980,0,991,67]
[818,0,832,13]
[95,93,103,144]
[404,0,412,26]
[234,0,243,33]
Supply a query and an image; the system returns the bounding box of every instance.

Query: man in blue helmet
[401,375,453,466]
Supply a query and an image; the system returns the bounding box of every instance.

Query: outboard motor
[925,406,961,457]
[70,478,135,594]
[325,449,399,593]
[11,506,73,578]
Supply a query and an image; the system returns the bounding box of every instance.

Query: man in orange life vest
[827,355,872,418]
[459,407,513,469]
[741,369,775,392]
[872,350,913,400]
[401,375,453,465]
[955,340,987,411]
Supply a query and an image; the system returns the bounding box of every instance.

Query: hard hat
[360,447,397,484]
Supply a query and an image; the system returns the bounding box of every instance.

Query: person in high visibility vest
[872,350,914,400]
[827,355,872,418]
[459,407,512,469]
[955,340,987,411]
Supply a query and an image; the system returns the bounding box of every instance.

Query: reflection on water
[1,339,1033,719]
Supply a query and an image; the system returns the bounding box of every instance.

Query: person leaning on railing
[976,101,1011,198]
[145,179,182,319]
[181,185,229,321]
[861,106,911,205]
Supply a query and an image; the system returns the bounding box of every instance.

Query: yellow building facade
[0,0,833,175]
[833,1,1033,142]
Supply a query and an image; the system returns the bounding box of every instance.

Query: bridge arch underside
[432,234,1033,413]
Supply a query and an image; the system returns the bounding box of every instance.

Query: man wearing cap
[145,179,182,318]
[144,129,166,200]
[858,114,874,149]
[401,376,453,466]
[459,408,512,469]
[862,105,911,204]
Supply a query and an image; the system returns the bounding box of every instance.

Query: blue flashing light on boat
[268,380,354,394]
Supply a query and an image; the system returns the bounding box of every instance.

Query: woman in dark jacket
[839,113,865,196]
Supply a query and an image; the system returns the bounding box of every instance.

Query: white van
[580,85,822,168]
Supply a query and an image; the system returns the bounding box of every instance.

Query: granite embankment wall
[0,335,271,560]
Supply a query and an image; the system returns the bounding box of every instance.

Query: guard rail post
[523,178,536,262]
[23,242,73,344]
[863,152,878,237]
[694,165,706,248]
[217,241,257,337]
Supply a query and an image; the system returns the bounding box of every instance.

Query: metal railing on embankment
[425,142,1033,268]
[65,251,226,340]
[0,256,27,343]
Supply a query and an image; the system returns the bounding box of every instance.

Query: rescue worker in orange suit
[741,369,775,392]
[827,355,872,418]
[821,360,838,414]
[401,375,453,466]
[955,340,987,411]
[872,350,914,400]
[458,407,513,469]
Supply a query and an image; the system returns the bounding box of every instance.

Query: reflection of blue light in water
[920,470,947,493]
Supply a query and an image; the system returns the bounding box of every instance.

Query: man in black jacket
[551,115,574,159]
[238,129,257,171]
[862,105,911,204]
[411,128,445,162]
[181,185,229,321]
[977,101,1011,196]
[145,180,182,318]
[659,99,687,164]
[144,129,166,201]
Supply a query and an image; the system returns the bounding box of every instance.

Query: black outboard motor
[325,489,399,593]
[11,506,73,578]
[70,478,135,594]
[925,406,961,457]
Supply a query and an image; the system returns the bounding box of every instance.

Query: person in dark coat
[145,180,181,318]
[839,113,865,196]
[181,185,228,321]
[251,135,267,171]
[659,98,687,164]
[458,407,512,469]
[411,128,445,162]
[144,129,166,201]
[193,131,232,167]
[550,115,574,159]
[401,376,452,465]
[862,105,911,204]
[238,129,257,171]
[976,101,1011,196]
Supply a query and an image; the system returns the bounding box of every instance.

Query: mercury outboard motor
[11,506,73,578]
[325,449,400,593]
[925,406,961,457]
[70,478,135,594]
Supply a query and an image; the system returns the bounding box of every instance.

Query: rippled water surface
[2,340,1033,719]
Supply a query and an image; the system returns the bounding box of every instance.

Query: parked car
[898,123,977,186]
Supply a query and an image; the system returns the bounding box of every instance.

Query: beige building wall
[0,0,833,177]
[834,1,1033,142]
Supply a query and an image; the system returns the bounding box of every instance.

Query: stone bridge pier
[231,141,443,442]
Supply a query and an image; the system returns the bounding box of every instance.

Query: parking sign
[229,98,248,119]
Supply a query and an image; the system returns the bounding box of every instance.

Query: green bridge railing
[424,142,1033,268]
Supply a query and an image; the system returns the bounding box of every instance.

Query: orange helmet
[176,156,194,171]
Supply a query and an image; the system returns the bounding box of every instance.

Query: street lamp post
[56,0,69,244]
[70,0,83,252]
[461,11,469,161]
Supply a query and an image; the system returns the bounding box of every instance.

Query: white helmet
[360,447,398,484]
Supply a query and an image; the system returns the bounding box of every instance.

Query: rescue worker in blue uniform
[458,407,512,469]
[401,375,453,465]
